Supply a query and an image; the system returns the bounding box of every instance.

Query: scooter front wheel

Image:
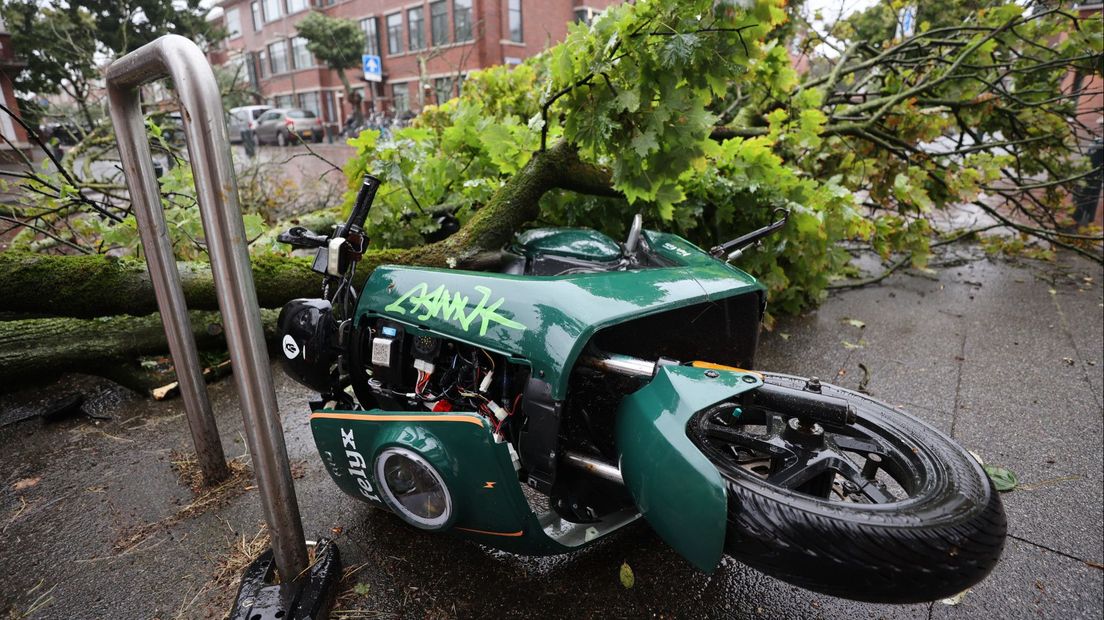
[688,372,1007,604]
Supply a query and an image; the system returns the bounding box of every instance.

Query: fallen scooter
[275,175,1006,604]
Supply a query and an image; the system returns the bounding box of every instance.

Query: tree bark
[0,310,279,387]
[0,140,611,318]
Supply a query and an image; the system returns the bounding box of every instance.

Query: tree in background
[79,0,225,56]
[0,2,99,129]
[0,0,223,130]
[295,12,367,126]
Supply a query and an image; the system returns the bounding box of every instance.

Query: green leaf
[631,130,659,157]
[242,213,266,242]
[619,562,635,589]
[352,582,371,596]
[843,318,866,329]
[983,465,1018,492]
[654,183,686,220]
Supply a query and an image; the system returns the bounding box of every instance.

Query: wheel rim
[693,397,931,505]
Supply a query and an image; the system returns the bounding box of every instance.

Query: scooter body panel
[615,365,763,572]
[356,233,762,401]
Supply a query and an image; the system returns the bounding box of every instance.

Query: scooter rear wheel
[688,372,1006,604]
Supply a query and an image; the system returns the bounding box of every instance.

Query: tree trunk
[337,68,363,126]
[0,309,279,387]
[0,141,612,319]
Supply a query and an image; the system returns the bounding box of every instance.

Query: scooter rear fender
[615,365,763,572]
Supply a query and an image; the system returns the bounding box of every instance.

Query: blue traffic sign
[362,54,382,83]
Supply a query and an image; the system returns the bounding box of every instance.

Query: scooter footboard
[614,365,763,572]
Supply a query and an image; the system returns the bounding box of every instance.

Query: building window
[386,13,403,55]
[268,41,289,74]
[392,84,409,113]
[298,92,321,117]
[263,0,280,22]
[258,50,268,78]
[226,8,242,39]
[507,0,522,43]
[274,94,294,109]
[285,0,308,14]
[361,17,380,56]
[454,0,472,41]
[574,7,598,25]
[251,2,262,31]
[433,77,453,105]
[430,1,449,47]
[408,7,425,51]
[290,37,312,69]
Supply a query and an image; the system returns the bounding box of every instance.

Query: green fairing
[310,410,639,554]
[512,228,624,262]
[615,365,763,572]
[357,229,763,400]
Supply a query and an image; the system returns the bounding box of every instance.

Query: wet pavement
[1,247,1101,619]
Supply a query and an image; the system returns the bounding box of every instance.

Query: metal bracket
[105,35,310,584]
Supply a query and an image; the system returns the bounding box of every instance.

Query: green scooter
[276,175,1006,604]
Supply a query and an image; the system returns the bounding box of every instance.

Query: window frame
[507,0,523,43]
[453,0,472,42]
[360,17,380,57]
[250,1,262,31]
[268,40,289,75]
[430,1,449,47]
[433,76,453,105]
[407,6,425,52]
[262,0,280,23]
[386,12,404,55]
[284,0,309,15]
[391,83,410,113]
[290,36,313,70]
[225,7,242,39]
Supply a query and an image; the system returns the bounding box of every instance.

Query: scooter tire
[692,373,1007,604]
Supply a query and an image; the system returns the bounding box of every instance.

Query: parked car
[253,108,324,146]
[228,105,272,143]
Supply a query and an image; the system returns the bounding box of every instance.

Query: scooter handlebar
[346,174,381,232]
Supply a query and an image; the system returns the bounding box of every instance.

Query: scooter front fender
[615,365,762,572]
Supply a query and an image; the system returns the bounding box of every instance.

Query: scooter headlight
[374,448,452,530]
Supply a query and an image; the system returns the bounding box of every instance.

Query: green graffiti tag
[384,283,526,336]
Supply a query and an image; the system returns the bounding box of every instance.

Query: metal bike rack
[105,35,308,583]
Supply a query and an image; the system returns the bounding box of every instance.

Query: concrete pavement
[0,245,1100,619]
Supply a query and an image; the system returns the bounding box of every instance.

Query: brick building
[214,0,617,129]
[0,14,32,162]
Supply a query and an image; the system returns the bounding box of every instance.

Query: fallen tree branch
[828,225,1003,290]
[0,309,279,387]
[0,140,614,318]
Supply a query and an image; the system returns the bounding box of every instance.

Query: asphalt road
[0,246,1100,619]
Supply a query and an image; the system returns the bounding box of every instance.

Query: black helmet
[277,298,339,394]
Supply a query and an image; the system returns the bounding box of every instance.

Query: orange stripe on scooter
[690,361,763,379]
[310,412,487,427]
[455,526,525,537]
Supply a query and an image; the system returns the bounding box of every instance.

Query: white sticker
[282,334,301,359]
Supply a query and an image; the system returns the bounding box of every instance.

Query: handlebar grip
[277,226,329,248]
[347,174,381,231]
